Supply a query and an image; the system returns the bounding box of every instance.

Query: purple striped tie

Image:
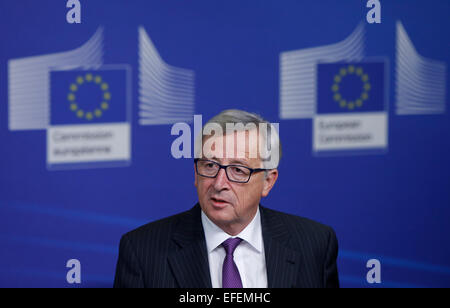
[222,237,243,288]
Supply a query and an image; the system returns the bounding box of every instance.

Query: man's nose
[213,168,230,190]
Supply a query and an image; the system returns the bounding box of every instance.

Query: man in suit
[114,109,339,288]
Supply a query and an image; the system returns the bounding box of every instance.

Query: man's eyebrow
[209,156,220,162]
[207,156,251,166]
[228,159,250,166]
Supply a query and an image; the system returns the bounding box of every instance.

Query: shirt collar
[201,207,263,254]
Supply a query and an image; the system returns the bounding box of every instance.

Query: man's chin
[205,202,234,220]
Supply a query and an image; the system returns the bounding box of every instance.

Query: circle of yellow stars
[331,65,371,110]
[67,73,111,121]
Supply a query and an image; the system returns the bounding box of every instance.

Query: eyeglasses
[194,159,269,183]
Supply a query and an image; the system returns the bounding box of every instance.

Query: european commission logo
[8,28,132,170]
[313,61,388,154]
[8,26,195,170]
[279,23,389,155]
[317,63,385,114]
[280,21,447,156]
[51,69,127,125]
[47,66,131,170]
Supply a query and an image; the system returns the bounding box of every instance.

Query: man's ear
[261,169,278,197]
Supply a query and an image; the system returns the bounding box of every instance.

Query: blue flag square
[317,62,386,114]
[50,69,127,125]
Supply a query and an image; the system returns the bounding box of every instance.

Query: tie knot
[222,237,242,255]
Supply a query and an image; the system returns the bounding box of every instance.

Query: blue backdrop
[0,0,449,288]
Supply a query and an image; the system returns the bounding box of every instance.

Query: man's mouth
[210,197,230,207]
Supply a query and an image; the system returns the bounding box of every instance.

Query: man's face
[195,130,278,232]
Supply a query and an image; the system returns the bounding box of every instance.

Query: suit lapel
[167,204,212,288]
[260,206,302,288]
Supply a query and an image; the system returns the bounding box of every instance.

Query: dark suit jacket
[114,204,339,288]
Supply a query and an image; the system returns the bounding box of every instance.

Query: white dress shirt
[201,207,268,288]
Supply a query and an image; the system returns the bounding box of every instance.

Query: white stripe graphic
[279,23,365,119]
[8,28,104,130]
[138,27,195,125]
[395,21,447,115]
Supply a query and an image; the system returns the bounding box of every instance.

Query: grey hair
[195,109,282,169]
